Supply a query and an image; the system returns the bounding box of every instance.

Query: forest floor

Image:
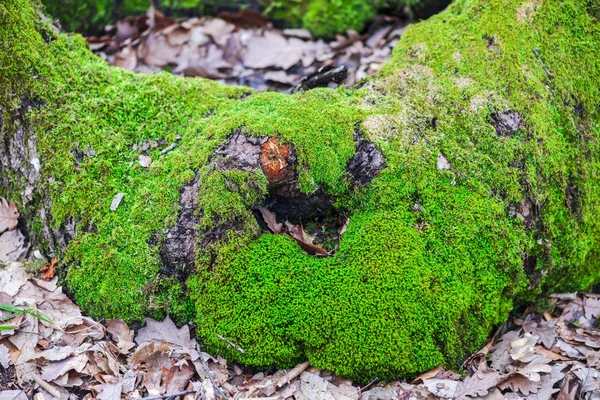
[85,8,403,92]
[3,200,600,398]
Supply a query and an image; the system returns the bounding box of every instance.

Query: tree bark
[1,0,599,382]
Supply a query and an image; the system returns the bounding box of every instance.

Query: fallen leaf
[136,316,196,349]
[201,18,235,47]
[0,230,26,264]
[497,373,541,396]
[263,70,301,86]
[490,330,521,372]
[257,206,282,233]
[422,378,459,398]
[163,362,195,393]
[96,381,123,400]
[40,353,89,382]
[555,372,579,400]
[285,222,330,257]
[0,390,28,400]
[510,332,538,361]
[296,371,337,400]
[584,297,600,320]
[105,319,135,354]
[454,371,501,399]
[244,31,302,70]
[114,45,137,70]
[0,261,29,296]
[0,343,11,368]
[571,365,598,394]
[536,346,569,361]
[0,198,19,233]
[39,258,57,281]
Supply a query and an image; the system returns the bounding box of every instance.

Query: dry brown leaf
[498,373,541,396]
[510,332,538,361]
[490,330,521,372]
[536,345,570,361]
[285,222,330,257]
[454,371,501,399]
[0,261,29,296]
[105,318,135,354]
[40,257,57,281]
[114,45,137,70]
[244,31,303,70]
[135,316,196,349]
[163,362,196,393]
[201,18,235,47]
[0,198,20,233]
[0,343,11,368]
[422,378,459,398]
[40,353,89,382]
[257,206,282,234]
[556,372,579,400]
[412,365,444,383]
[0,230,26,263]
[584,297,600,320]
[96,381,123,400]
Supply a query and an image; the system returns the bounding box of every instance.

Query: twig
[215,333,246,354]
[138,389,195,400]
[359,377,379,393]
[289,65,348,93]
[275,361,310,388]
[533,48,554,78]
[197,344,230,400]
[32,374,62,398]
[160,143,177,155]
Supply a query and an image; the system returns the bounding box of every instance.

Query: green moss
[2,0,600,383]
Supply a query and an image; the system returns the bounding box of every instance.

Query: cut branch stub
[259,138,293,185]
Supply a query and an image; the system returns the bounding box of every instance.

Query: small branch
[215,333,246,354]
[160,143,177,155]
[138,389,195,400]
[275,361,310,388]
[290,65,349,93]
[32,374,62,398]
[533,48,554,78]
[359,377,379,393]
[197,344,230,400]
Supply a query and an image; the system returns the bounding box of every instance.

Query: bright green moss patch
[2,0,600,383]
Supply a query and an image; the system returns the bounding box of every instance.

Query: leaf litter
[87,10,406,91]
[3,203,600,399]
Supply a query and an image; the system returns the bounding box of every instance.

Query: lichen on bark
[1,0,600,382]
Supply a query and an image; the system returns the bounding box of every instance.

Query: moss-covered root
[2,0,600,383]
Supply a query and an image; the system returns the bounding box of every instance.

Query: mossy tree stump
[1,0,599,382]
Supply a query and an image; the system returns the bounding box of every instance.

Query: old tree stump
[1,0,599,381]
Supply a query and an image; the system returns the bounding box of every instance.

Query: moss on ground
[2,0,600,382]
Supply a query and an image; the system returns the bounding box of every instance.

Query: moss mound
[2,0,600,382]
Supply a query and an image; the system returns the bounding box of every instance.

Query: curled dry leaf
[257,206,282,234]
[105,318,135,354]
[285,222,330,257]
[39,257,57,281]
[0,198,19,233]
